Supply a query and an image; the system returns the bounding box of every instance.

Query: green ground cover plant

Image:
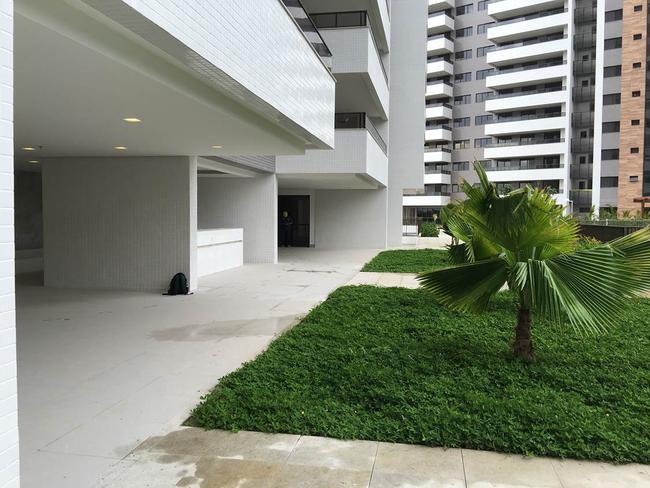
[191,286,650,464]
[361,249,449,273]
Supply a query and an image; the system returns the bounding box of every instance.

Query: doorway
[278,195,310,247]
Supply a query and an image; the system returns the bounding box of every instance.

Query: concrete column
[198,174,278,264]
[0,0,19,484]
[314,189,388,249]
[42,156,198,292]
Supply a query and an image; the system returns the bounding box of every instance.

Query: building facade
[404,0,650,225]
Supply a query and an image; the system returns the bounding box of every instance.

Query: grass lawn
[361,249,449,273]
[190,286,650,464]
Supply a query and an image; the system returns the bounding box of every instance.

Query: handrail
[426,102,453,109]
[334,113,387,154]
[493,59,566,75]
[425,124,453,131]
[424,147,452,153]
[427,79,453,86]
[484,163,564,171]
[486,112,565,124]
[280,0,333,59]
[496,8,567,26]
[491,86,565,99]
[486,138,565,147]
[492,34,567,51]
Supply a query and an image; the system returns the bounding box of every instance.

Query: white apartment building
[405,0,650,227]
[3,0,428,485]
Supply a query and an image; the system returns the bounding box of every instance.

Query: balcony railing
[426,102,453,109]
[483,162,564,171]
[335,113,387,154]
[425,167,452,174]
[573,60,595,76]
[572,86,595,103]
[495,8,567,27]
[425,124,453,130]
[494,59,566,76]
[427,79,453,87]
[571,138,594,153]
[424,147,452,153]
[492,34,567,52]
[572,112,595,128]
[491,86,565,99]
[428,11,454,21]
[574,32,596,50]
[486,137,565,148]
[574,7,597,23]
[281,0,333,63]
[486,112,565,124]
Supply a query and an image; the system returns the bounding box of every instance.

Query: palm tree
[419,162,650,362]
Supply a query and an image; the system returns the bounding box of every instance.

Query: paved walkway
[348,272,420,288]
[17,248,379,488]
[101,427,650,487]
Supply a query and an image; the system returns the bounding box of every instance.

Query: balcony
[428,11,454,35]
[426,103,453,120]
[572,86,595,103]
[485,113,566,135]
[427,35,454,55]
[426,80,453,99]
[485,62,568,89]
[429,0,455,11]
[427,59,454,77]
[486,88,567,112]
[484,165,566,182]
[276,113,388,188]
[484,138,566,159]
[487,10,569,43]
[424,148,452,163]
[403,194,451,207]
[570,189,593,207]
[487,37,569,66]
[488,0,565,20]
[425,126,453,142]
[320,24,389,118]
[424,172,452,185]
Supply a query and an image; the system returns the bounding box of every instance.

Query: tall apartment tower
[404,0,650,224]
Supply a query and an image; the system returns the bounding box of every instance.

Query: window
[632,119,641,126]
[476,68,495,80]
[475,114,493,126]
[455,72,472,83]
[601,149,619,160]
[455,49,472,60]
[453,117,470,128]
[604,65,622,77]
[634,5,643,12]
[630,175,640,182]
[474,137,491,148]
[454,94,471,105]
[605,9,623,22]
[476,45,494,57]
[456,3,473,15]
[601,177,619,188]
[453,140,470,149]
[452,184,460,193]
[602,121,620,133]
[634,33,643,40]
[475,91,493,102]
[453,161,470,171]
[634,62,643,69]
[603,93,621,105]
[633,90,641,97]
[604,37,622,49]
[631,147,640,153]
[477,22,494,34]
[478,0,491,11]
[456,27,473,38]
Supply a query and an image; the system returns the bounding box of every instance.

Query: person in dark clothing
[279,210,294,247]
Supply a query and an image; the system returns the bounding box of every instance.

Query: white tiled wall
[85,0,335,149]
[198,175,278,264]
[0,0,17,486]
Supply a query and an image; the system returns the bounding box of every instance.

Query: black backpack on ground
[165,273,189,296]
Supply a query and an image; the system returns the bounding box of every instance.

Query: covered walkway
[16,249,378,487]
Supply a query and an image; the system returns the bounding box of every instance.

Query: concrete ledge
[197,228,243,277]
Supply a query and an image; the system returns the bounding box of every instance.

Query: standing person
[279,210,294,247]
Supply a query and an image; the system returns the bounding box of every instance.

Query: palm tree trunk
[513,308,535,362]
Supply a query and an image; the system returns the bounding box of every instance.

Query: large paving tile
[372,443,465,486]
[552,459,650,488]
[274,462,372,487]
[140,427,299,463]
[287,436,378,472]
[22,450,124,488]
[462,449,563,488]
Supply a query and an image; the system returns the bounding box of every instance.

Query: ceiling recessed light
[28,160,39,164]
[22,147,36,151]
[211,145,223,149]
[114,146,127,151]
[123,117,142,123]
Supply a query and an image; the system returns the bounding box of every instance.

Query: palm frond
[417,258,509,313]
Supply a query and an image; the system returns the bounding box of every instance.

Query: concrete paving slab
[287,435,378,472]
[551,458,650,488]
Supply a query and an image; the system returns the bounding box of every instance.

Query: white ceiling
[14,5,308,166]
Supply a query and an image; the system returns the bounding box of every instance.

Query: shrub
[420,222,439,237]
